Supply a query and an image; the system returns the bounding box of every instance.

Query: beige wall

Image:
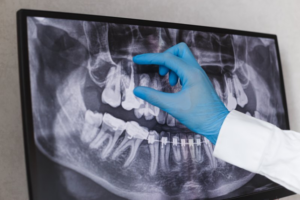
[0,0,300,199]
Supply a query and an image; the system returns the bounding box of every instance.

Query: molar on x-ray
[27,16,287,200]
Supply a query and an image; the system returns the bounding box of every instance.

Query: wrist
[205,109,230,145]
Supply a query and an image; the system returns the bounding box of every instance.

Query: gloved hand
[133,43,229,145]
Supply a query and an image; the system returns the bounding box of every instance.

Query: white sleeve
[213,110,300,194]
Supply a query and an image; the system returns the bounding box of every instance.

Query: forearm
[213,110,300,194]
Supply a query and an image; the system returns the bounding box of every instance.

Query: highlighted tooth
[225,76,237,111]
[121,64,141,111]
[232,74,248,107]
[102,65,122,108]
[136,74,156,120]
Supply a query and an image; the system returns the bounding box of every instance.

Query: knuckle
[163,52,173,60]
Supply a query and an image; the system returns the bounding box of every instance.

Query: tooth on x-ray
[225,76,237,111]
[194,135,203,163]
[89,113,126,155]
[188,136,196,160]
[171,135,182,163]
[121,64,141,111]
[212,78,224,102]
[111,133,143,168]
[203,138,217,169]
[125,121,149,140]
[134,74,156,120]
[102,65,122,107]
[148,130,159,176]
[81,110,103,143]
[156,109,167,124]
[232,74,248,107]
[166,114,176,126]
[180,134,189,161]
[160,132,170,172]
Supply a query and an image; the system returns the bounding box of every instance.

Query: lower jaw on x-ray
[27,16,286,200]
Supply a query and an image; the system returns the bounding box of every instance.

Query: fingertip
[159,66,169,76]
[133,86,143,97]
[169,71,178,86]
[132,55,141,63]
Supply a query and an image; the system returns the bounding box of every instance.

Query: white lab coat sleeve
[213,110,300,194]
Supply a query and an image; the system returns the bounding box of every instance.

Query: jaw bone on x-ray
[27,16,286,200]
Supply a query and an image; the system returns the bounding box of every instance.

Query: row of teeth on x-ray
[99,61,250,126]
[101,63,179,125]
[81,110,218,176]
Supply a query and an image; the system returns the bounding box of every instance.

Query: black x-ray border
[17,9,292,200]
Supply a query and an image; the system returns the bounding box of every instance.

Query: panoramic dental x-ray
[26,16,287,200]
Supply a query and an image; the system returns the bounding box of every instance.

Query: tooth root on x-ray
[203,138,217,169]
[121,64,141,111]
[111,133,143,168]
[188,135,196,161]
[166,114,176,126]
[81,110,103,143]
[180,134,189,161]
[110,120,147,166]
[160,131,170,172]
[232,74,248,107]
[172,135,181,163]
[194,135,203,163]
[148,130,159,176]
[102,65,122,107]
[89,113,126,152]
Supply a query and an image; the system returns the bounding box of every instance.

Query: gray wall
[0,0,299,199]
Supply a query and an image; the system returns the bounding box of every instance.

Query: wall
[0,0,299,199]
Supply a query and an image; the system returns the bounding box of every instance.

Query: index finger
[133,52,188,80]
[164,42,197,63]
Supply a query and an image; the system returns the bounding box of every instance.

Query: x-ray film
[20,11,289,200]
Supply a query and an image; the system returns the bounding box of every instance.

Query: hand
[133,43,229,145]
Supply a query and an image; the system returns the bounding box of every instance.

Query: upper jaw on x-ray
[27,16,286,200]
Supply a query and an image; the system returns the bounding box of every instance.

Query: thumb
[133,86,174,112]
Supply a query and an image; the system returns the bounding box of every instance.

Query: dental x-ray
[23,14,288,200]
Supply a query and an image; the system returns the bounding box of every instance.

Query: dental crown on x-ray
[27,17,286,200]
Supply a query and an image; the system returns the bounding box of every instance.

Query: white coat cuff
[213,110,274,173]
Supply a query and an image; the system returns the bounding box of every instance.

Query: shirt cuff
[213,110,274,173]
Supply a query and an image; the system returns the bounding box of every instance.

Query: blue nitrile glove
[133,43,229,145]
